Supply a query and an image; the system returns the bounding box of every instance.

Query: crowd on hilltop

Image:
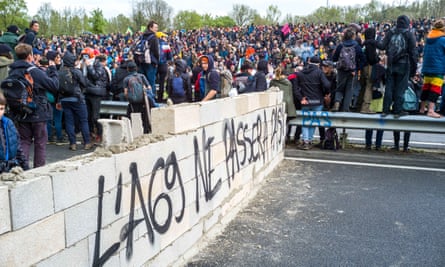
[0,15,444,173]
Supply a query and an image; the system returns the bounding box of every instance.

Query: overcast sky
[25,0,394,19]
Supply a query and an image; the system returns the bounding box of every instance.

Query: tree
[0,0,29,31]
[212,16,236,28]
[89,8,107,34]
[230,4,256,26]
[173,10,202,30]
[133,0,173,31]
[107,14,132,34]
[35,2,52,36]
[265,5,281,25]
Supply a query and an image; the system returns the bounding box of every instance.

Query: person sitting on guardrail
[292,56,331,150]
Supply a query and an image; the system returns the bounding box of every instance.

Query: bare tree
[230,4,256,26]
[266,5,282,25]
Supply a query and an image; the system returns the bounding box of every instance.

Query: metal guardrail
[100,100,128,118]
[289,111,445,134]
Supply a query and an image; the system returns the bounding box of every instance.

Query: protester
[269,66,296,144]
[377,15,418,118]
[0,25,20,59]
[23,20,40,48]
[59,51,93,151]
[139,20,159,94]
[0,45,14,83]
[292,56,331,150]
[331,28,366,112]
[419,19,445,118]
[166,59,191,104]
[197,55,220,101]
[156,32,173,102]
[8,43,58,168]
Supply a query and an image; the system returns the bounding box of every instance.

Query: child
[0,92,28,173]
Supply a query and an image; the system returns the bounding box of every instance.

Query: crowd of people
[0,14,444,172]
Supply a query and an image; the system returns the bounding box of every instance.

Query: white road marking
[284,157,445,173]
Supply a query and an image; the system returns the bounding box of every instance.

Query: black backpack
[337,45,356,72]
[386,30,408,65]
[1,66,37,119]
[322,128,341,151]
[58,66,76,96]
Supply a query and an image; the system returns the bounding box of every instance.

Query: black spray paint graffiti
[92,106,285,266]
[194,128,222,212]
[93,155,186,266]
[301,110,332,127]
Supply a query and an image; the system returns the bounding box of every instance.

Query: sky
[25,0,395,19]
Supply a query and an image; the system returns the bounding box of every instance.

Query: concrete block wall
[0,91,285,267]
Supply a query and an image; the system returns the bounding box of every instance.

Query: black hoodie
[61,51,87,100]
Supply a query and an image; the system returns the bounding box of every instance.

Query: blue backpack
[403,84,418,111]
[171,75,185,97]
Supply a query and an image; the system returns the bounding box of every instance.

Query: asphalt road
[186,148,445,266]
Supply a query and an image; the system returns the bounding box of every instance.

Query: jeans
[157,63,168,102]
[47,102,63,140]
[85,95,103,137]
[383,62,409,114]
[301,105,323,142]
[365,129,384,148]
[17,121,47,168]
[62,100,90,145]
[141,63,157,94]
[335,70,354,111]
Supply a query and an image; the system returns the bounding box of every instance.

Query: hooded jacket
[332,39,366,71]
[167,59,192,103]
[60,51,87,101]
[142,30,160,65]
[0,56,13,83]
[377,15,418,76]
[292,63,331,107]
[7,60,59,122]
[421,29,445,75]
[363,27,379,66]
[270,77,296,117]
[111,60,130,96]
[0,116,28,172]
[198,55,220,99]
[23,28,38,48]
[0,32,18,59]
[254,59,268,92]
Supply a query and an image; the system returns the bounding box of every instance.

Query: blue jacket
[0,116,28,172]
[421,30,445,75]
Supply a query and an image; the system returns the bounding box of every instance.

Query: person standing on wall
[139,20,160,101]
[156,32,172,103]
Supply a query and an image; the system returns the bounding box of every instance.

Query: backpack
[126,74,145,104]
[171,75,186,97]
[336,45,356,72]
[403,84,418,111]
[1,66,37,119]
[219,69,233,97]
[322,128,341,151]
[386,30,408,65]
[58,66,76,96]
[133,35,154,65]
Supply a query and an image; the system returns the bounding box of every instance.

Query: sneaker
[69,144,77,151]
[391,146,400,151]
[394,111,408,119]
[166,98,174,106]
[47,137,56,145]
[331,102,340,112]
[56,137,69,146]
[84,143,94,150]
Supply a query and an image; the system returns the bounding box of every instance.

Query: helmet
[81,47,95,59]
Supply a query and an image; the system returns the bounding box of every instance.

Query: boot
[427,102,442,118]
[360,103,375,114]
